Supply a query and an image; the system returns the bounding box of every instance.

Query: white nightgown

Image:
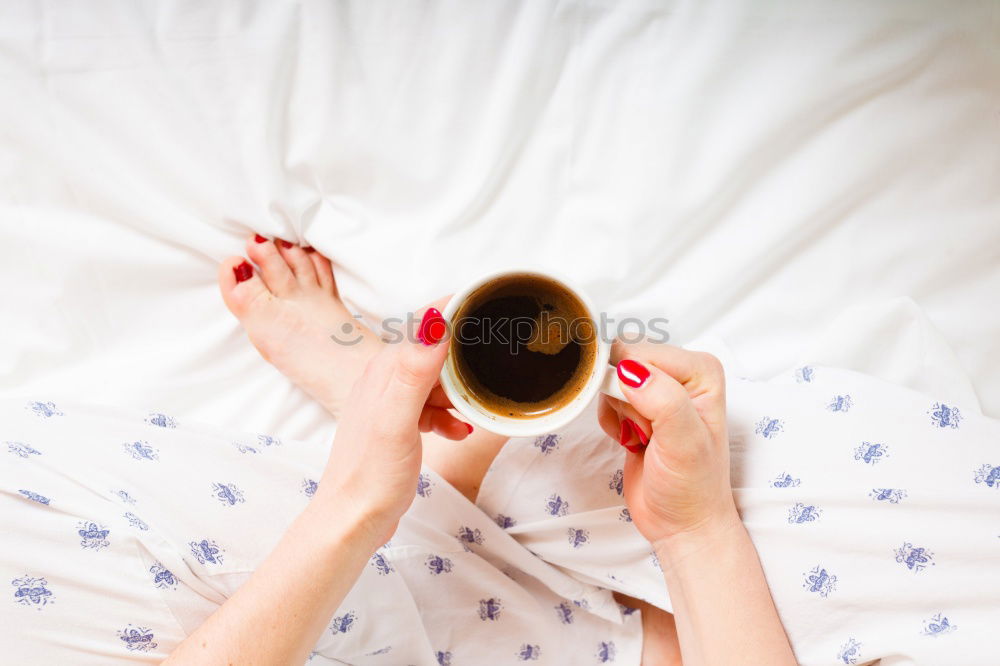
[3,364,999,665]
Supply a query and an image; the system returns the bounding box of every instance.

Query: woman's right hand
[316,305,470,547]
[598,342,738,552]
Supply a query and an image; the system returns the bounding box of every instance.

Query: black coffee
[451,274,597,418]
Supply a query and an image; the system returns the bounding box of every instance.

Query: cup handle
[598,364,628,402]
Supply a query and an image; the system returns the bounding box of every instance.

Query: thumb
[616,358,707,455]
[380,307,450,430]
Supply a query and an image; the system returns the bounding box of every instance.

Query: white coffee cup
[439,269,627,438]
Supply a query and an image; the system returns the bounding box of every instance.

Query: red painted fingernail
[618,359,650,388]
[628,418,650,446]
[233,260,253,283]
[279,240,293,249]
[304,247,316,253]
[619,419,634,448]
[619,417,649,451]
[417,308,447,345]
[465,423,474,434]
[253,234,267,243]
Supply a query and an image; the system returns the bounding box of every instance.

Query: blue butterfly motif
[457,526,484,546]
[365,646,392,656]
[257,434,281,447]
[150,563,176,590]
[870,488,907,503]
[517,644,541,661]
[234,441,259,455]
[301,479,318,498]
[330,611,356,634]
[755,417,784,439]
[118,625,157,652]
[495,514,516,529]
[212,482,245,506]
[836,638,861,664]
[973,464,1000,488]
[124,512,149,531]
[795,366,814,383]
[478,597,503,621]
[370,552,393,575]
[567,528,590,549]
[618,507,632,522]
[771,473,801,488]
[145,412,176,428]
[788,503,821,524]
[895,542,933,573]
[6,441,41,458]
[803,566,837,597]
[618,603,638,616]
[27,401,63,418]
[827,395,853,413]
[114,489,137,505]
[426,555,453,575]
[554,602,574,624]
[12,576,53,608]
[609,469,624,496]
[435,651,453,666]
[189,539,223,565]
[545,493,570,517]
[78,521,110,550]
[596,641,617,663]
[416,473,434,498]
[929,403,961,429]
[922,613,957,636]
[533,434,560,455]
[18,490,50,505]
[853,442,888,465]
[122,441,159,461]
[650,552,662,570]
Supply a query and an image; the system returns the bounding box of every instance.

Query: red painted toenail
[417,308,447,346]
[279,240,293,249]
[233,260,253,283]
[465,423,474,434]
[253,234,267,243]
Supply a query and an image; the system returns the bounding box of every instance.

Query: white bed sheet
[1,0,998,443]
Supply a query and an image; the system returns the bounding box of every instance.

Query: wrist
[306,484,398,554]
[652,504,744,568]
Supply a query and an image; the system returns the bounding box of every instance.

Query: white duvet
[0,0,998,448]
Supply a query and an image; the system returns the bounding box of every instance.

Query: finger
[426,385,454,409]
[613,341,726,433]
[380,306,450,431]
[428,294,454,313]
[598,397,649,453]
[616,358,708,456]
[418,406,434,433]
[427,407,473,440]
[597,396,621,442]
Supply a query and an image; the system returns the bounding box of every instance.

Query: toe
[276,241,321,289]
[306,250,338,295]
[218,256,272,320]
[246,235,297,295]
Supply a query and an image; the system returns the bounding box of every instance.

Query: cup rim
[439,268,609,438]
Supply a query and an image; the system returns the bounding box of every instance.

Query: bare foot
[218,235,382,419]
[218,235,508,501]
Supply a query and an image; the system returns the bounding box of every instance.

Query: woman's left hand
[316,305,469,545]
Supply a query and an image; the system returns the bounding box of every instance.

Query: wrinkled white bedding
[0,0,998,444]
